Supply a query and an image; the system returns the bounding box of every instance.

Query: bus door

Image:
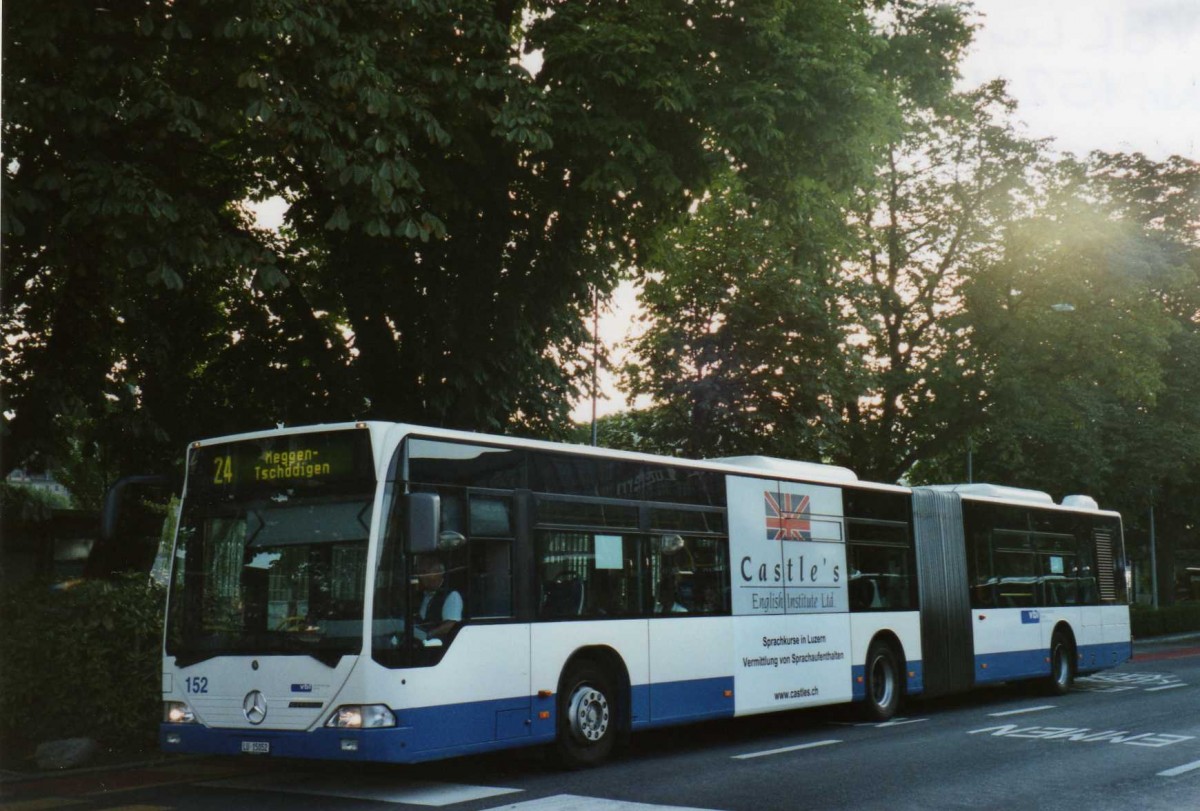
[981,530,1044,680]
[1034,532,1083,655]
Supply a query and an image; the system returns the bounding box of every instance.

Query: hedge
[1131,603,1200,639]
[0,575,164,757]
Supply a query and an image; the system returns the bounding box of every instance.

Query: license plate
[241,741,270,754]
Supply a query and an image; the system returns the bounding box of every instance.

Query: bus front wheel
[554,661,616,769]
[863,640,901,722]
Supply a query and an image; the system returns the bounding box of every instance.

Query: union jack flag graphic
[764,491,811,541]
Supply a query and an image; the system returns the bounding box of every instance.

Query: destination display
[188,428,374,492]
[727,475,852,715]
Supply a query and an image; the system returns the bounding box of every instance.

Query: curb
[1133,631,1200,646]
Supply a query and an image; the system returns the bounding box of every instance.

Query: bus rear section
[912,485,1131,700]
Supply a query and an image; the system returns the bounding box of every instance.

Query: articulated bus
[160,422,1131,766]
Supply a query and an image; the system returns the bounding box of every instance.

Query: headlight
[163,701,197,724]
[325,704,396,729]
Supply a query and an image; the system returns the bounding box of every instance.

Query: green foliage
[1131,604,1200,639]
[0,576,165,753]
[0,482,72,520]
[5,0,1195,570]
[625,173,855,460]
[941,154,1200,521]
[4,0,957,481]
[833,82,1042,481]
[622,66,1018,478]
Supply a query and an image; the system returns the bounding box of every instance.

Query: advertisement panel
[727,475,852,714]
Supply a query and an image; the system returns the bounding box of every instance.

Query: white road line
[875,718,929,727]
[490,796,721,811]
[1146,683,1187,692]
[204,773,521,806]
[830,717,928,728]
[732,739,841,760]
[987,705,1056,717]
[1158,759,1200,778]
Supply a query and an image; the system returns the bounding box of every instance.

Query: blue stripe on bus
[847,639,1131,699]
[638,676,735,728]
[161,676,737,764]
[161,719,550,764]
[1077,640,1133,673]
[162,642,1131,763]
[162,693,555,764]
[974,640,1132,685]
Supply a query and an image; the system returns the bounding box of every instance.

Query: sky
[571,0,1200,422]
[958,0,1199,161]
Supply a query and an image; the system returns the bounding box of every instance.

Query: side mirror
[405,493,440,555]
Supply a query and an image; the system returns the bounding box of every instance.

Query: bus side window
[651,534,728,615]
[846,540,913,612]
[542,566,584,616]
[470,540,513,618]
[468,496,514,618]
[993,541,1036,607]
[537,531,590,618]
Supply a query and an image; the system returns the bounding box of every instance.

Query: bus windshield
[165,429,376,667]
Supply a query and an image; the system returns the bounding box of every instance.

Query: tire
[863,640,901,722]
[554,661,617,769]
[1048,629,1075,696]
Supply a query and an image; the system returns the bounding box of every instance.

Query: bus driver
[414,557,463,641]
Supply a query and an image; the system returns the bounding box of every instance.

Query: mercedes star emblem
[243,690,268,725]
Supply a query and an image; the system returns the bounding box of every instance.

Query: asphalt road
[5,638,1199,811]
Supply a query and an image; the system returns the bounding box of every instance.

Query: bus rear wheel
[554,661,616,769]
[863,640,901,722]
[1048,629,1075,696]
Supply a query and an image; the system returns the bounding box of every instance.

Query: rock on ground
[35,737,98,770]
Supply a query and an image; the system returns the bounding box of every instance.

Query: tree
[622,54,1038,480]
[931,154,1200,517]
[2,1,275,477]
[3,0,970,482]
[834,81,1042,481]
[624,174,856,460]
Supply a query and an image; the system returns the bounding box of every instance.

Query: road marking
[732,739,841,760]
[1078,672,1180,688]
[204,773,521,806]
[1146,683,1187,692]
[988,705,1056,717]
[1159,759,1200,778]
[1072,685,1138,693]
[489,796,721,811]
[969,724,1193,748]
[831,717,928,728]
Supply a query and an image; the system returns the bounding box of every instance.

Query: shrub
[0,575,164,756]
[1131,603,1200,638]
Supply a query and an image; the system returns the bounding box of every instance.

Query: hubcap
[568,685,610,743]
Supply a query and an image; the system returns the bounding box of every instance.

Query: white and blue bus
[160,422,1131,766]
